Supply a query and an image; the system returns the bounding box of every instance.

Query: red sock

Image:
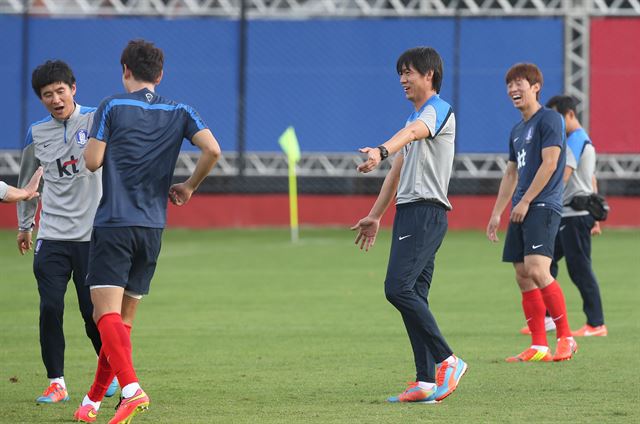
[540,280,572,338]
[88,324,132,402]
[96,313,138,389]
[522,288,547,346]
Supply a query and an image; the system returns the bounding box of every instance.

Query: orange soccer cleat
[553,337,578,361]
[506,347,552,363]
[36,382,69,403]
[108,388,150,424]
[572,324,608,337]
[386,382,438,403]
[73,404,99,423]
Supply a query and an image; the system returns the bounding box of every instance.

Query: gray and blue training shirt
[17,104,102,241]
[396,94,456,210]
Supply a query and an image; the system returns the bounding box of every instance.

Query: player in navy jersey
[73,40,221,424]
[486,63,578,363]
[352,47,467,404]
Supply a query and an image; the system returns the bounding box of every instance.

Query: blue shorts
[502,206,561,263]
[85,227,163,295]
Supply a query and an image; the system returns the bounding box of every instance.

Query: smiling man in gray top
[17,60,116,403]
[351,46,467,404]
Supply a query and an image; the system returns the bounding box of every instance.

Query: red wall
[2,194,638,229]
[590,18,640,153]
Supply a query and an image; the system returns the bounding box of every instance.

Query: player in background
[73,39,221,424]
[545,95,607,337]
[0,167,42,202]
[486,63,577,363]
[16,60,117,404]
[351,47,467,404]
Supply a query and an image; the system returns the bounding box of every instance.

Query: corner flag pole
[278,127,301,243]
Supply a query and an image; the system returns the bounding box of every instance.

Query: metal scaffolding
[2,150,639,180]
[1,0,639,16]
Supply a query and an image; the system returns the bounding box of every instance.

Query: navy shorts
[502,206,561,263]
[86,227,163,295]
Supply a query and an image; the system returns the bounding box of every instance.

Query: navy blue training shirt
[89,88,207,228]
[508,106,566,213]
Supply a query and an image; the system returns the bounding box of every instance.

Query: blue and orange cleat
[387,382,438,403]
[434,356,468,401]
[506,347,552,363]
[553,337,578,362]
[36,382,69,403]
[73,404,99,423]
[105,377,119,398]
[108,388,150,424]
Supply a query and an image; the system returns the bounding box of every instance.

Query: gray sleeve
[566,147,577,170]
[17,143,40,230]
[417,105,436,139]
[0,181,8,201]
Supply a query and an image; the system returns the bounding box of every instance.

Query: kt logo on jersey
[57,156,79,177]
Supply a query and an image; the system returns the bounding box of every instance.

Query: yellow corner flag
[278,127,300,242]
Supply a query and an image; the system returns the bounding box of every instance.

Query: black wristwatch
[377,145,389,161]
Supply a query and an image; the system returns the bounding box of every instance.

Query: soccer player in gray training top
[546,95,607,337]
[16,60,117,404]
[0,167,42,203]
[351,46,467,404]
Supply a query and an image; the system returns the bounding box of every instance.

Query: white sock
[51,377,66,389]
[443,355,456,364]
[531,345,549,353]
[82,395,101,411]
[417,381,436,390]
[121,382,141,398]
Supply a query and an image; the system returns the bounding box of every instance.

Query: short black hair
[120,39,164,83]
[546,95,578,116]
[396,47,443,93]
[31,60,76,98]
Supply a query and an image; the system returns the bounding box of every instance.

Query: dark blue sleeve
[89,98,112,142]
[181,104,207,141]
[508,132,516,162]
[539,111,564,150]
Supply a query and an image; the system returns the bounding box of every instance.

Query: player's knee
[40,298,64,317]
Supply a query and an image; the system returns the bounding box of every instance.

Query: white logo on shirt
[532,244,543,249]
[525,126,534,142]
[399,235,412,240]
[76,129,88,146]
[517,149,526,169]
[145,93,154,103]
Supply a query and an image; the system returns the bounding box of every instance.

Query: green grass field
[0,228,638,423]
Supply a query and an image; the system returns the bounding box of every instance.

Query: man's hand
[23,166,43,200]
[169,182,195,206]
[591,220,602,236]
[356,147,382,174]
[486,215,501,242]
[350,216,380,251]
[17,231,33,255]
[510,200,530,223]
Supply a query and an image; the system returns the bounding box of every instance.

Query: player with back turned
[73,39,221,424]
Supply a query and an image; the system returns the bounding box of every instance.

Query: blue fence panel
[247,19,455,152]
[5,17,237,151]
[0,17,563,154]
[457,17,564,153]
[0,16,24,149]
